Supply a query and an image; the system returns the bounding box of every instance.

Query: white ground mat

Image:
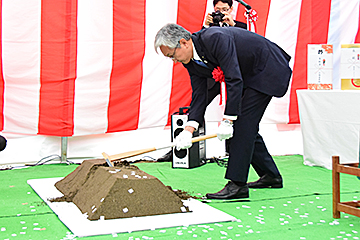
[28,177,237,238]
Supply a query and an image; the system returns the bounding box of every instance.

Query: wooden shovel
[102,133,217,166]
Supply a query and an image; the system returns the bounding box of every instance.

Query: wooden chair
[332,156,360,218]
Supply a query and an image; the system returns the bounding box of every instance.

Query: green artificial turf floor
[0,155,359,240]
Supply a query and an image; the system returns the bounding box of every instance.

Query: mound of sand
[53,159,190,220]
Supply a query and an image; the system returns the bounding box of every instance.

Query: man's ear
[179,38,190,48]
[179,38,192,48]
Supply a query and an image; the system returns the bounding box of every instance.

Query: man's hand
[217,119,234,141]
[204,12,235,27]
[175,130,193,150]
[204,13,213,27]
[222,12,235,26]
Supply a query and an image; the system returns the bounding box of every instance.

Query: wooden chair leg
[332,156,340,218]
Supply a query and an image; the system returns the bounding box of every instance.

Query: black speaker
[171,107,206,168]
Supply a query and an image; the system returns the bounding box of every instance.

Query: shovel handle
[191,133,217,143]
[103,133,217,162]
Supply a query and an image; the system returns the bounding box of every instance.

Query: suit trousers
[225,87,281,183]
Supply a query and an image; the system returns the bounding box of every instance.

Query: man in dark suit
[155,23,292,199]
[156,0,247,163]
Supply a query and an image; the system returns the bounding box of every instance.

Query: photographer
[204,0,247,29]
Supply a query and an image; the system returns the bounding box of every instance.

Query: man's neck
[192,40,200,61]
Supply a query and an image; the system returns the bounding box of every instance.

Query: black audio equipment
[171,107,206,168]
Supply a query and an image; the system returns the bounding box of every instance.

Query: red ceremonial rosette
[212,66,225,83]
[212,66,226,105]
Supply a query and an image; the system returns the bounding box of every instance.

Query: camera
[211,11,225,26]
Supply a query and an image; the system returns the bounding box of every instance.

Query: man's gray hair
[154,23,191,53]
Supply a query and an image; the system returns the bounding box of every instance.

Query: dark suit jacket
[233,20,247,29]
[206,20,247,93]
[183,27,292,125]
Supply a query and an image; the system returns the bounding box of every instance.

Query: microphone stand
[235,0,252,31]
[246,9,250,31]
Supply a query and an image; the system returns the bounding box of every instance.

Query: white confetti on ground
[220,231,227,235]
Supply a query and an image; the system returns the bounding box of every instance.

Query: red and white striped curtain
[0,0,359,137]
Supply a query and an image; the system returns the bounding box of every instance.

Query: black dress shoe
[157,150,173,162]
[206,181,249,199]
[247,174,283,188]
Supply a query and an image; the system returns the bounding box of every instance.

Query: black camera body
[211,11,225,26]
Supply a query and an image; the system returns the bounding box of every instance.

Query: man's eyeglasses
[215,8,230,12]
[168,42,180,60]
